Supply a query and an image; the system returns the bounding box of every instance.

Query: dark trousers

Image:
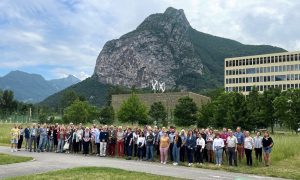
[83,141,90,155]
[36,135,40,147]
[138,147,143,159]
[108,143,116,156]
[127,144,132,157]
[203,148,208,162]
[96,143,100,154]
[245,148,252,166]
[180,145,185,162]
[169,143,174,161]
[196,146,203,163]
[228,147,237,166]
[18,135,23,149]
[73,140,79,153]
[79,140,82,152]
[133,144,138,157]
[255,148,262,162]
[29,136,37,152]
[156,143,160,156]
[187,148,194,163]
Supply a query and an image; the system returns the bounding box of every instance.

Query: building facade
[224,51,300,94]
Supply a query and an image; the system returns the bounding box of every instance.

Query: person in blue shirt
[234,126,244,162]
[24,126,30,151]
[186,130,196,166]
[99,125,109,157]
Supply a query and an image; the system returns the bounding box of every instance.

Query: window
[283,55,286,62]
[271,76,275,81]
[271,56,274,63]
[249,58,253,65]
[260,76,264,82]
[287,84,290,89]
[292,65,295,71]
[287,65,291,71]
[248,77,253,83]
[275,66,279,72]
[287,74,291,80]
[283,65,287,71]
[279,56,282,62]
[267,67,271,73]
[256,58,260,64]
[295,54,299,61]
[253,77,257,82]
[256,68,260,73]
[279,66,283,72]
[275,56,278,63]
[239,60,242,66]
[296,84,299,88]
[264,76,267,82]
[233,60,235,67]
[275,75,286,81]
[246,86,252,92]
[260,67,264,73]
[291,55,294,61]
[283,84,286,90]
[226,79,228,84]
[291,74,295,80]
[271,66,275,72]
[267,57,270,63]
[295,65,299,71]
[246,68,256,74]
[295,74,299,80]
[253,58,256,65]
[242,59,245,66]
[246,59,249,65]
[226,61,229,67]
[279,84,283,90]
[260,58,264,64]
[287,55,290,62]
[260,85,263,91]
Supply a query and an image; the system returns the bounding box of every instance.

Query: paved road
[0,146,285,180]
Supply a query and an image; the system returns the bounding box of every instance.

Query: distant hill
[0,70,80,103]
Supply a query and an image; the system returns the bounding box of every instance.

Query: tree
[99,106,115,125]
[63,100,91,124]
[246,88,265,129]
[174,96,198,126]
[117,94,148,125]
[149,102,168,126]
[60,90,80,110]
[197,102,214,128]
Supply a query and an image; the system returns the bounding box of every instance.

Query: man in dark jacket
[99,125,109,157]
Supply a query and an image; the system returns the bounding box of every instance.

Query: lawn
[0,153,33,165]
[6,167,183,180]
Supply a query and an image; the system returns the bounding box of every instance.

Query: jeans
[25,138,30,150]
[29,136,37,152]
[228,147,237,166]
[38,135,47,151]
[57,139,65,153]
[172,145,180,163]
[245,148,252,166]
[215,148,223,165]
[187,148,194,163]
[127,144,132,157]
[100,142,107,156]
[47,138,54,152]
[146,144,154,161]
[138,147,143,160]
[160,147,168,162]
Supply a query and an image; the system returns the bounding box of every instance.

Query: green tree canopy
[149,102,168,126]
[174,96,198,126]
[63,100,91,124]
[117,94,148,125]
[99,106,115,125]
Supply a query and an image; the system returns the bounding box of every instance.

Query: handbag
[63,142,70,150]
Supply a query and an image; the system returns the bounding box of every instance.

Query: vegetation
[174,96,198,126]
[148,102,168,126]
[99,106,115,124]
[0,153,32,165]
[117,94,148,125]
[7,167,182,180]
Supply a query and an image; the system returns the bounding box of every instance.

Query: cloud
[0,0,299,80]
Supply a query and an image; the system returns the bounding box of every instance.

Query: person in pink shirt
[220,128,229,162]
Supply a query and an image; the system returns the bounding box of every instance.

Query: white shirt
[244,137,254,150]
[137,137,145,147]
[253,136,263,148]
[227,136,238,148]
[196,138,205,149]
[213,138,224,150]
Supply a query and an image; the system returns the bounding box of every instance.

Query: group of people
[10,123,274,167]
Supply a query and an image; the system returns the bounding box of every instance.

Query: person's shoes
[161,161,163,164]
[188,163,191,166]
[200,163,203,165]
[218,164,221,167]
[163,162,166,165]
[11,149,14,152]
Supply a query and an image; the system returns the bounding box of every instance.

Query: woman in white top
[253,131,263,162]
[137,132,145,160]
[213,133,224,166]
[196,133,205,164]
[244,131,254,166]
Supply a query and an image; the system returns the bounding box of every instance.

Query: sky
[0,0,299,80]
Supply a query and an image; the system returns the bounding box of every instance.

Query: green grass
[6,167,183,180]
[0,153,33,165]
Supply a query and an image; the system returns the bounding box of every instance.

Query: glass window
[275,56,278,63]
[264,76,267,82]
[295,74,299,80]
[264,67,267,73]
[233,60,235,67]
[264,57,267,64]
[291,55,294,61]
[292,65,295,71]
[279,66,283,72]
[291,74,295,80]
[279,84,283,90]
[287,84,290,89]
[271,76,275,81]
[279,56,282,62]
[253,58,256,65]
[295,65,299,71]
[260,85,263,91]
[287,74,291,80]
[283,55,286,62]
[267,67,271,73]
[271,66,275,72]
[242,59,245,66]
[260,58,264,64]
[260,76,264,82]
[246,59,249,65]
[246,68,256,74]
[271,56,274,63]
[226,61,229,67]
[260,67,264,73]
[256,58,260,64]
[296,84,299,88]
[287,65,291,71]
[267,57,270,63]
[248,77,253,83]
[275,75,286,81]
[287,55,290,62]
[239,60,242,66]
[256,68,260,73]
[275,66,279,72]
[267,76,271,82]
[283,84,287,90]
[246,86,252,92]
[295,54,298,61]
[249,58,253,65]
[283,65,287,71]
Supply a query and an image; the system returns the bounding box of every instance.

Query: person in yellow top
[159,130,170,164]
[11,124,20,152]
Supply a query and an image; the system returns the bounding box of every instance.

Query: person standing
[186,130,196,166]
[227,130,238,166]
[17,125,24,151]
[125,128,133,160]
[168,128,175,162]
[117,126,124,157]
[53,124,58,152]
[196,132,205,165]
[47,126,54,152]
[206,129,215,163]
[253,131,263,162]
[220,128,229,162]
[100,125,109,157]
[90,124,97,155]
[262,131,274,166]
[29,124,37,152]
[38,124,47,152]
[94,126,100,156]
[244,131,254,166]
[108,125,116,157]
[82,127,91,156]
[213,133,224,167]
[132,128,139,157]
[145,128,154,161]
[137,132,145,161]
[10,125,19,152]
[24,125,30,151]
[234,127,244,162]
[57,127,66,153]
[159,131,170,164]
[172,131,182,166]
[72,127,80,154]
[180,129,187,162]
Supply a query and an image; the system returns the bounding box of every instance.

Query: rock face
[94,7,203,89]
[94,7,285,91]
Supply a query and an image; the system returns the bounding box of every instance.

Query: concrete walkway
[0,146,284,180]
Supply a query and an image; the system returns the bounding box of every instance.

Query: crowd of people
[10,123,274,167]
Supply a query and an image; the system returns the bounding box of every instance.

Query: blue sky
[0,0,299,80]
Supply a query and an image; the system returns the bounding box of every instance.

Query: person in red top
[220,128,229,162]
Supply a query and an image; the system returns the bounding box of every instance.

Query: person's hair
[264,131,270,137]
[215,132,220,137]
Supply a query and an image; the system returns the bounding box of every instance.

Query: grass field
[0,153,33,165]
[0,123,299,179]
[6,167,183,180]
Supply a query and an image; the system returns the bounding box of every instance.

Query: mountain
[0,70,80,103]
[94,7,286,91]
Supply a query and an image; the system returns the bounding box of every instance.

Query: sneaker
[163,162,166,165]
[161,161,163,164]
[218,164,221,167]
[200,163,203,165]
[174,163,178,166]
[11,149,14,152]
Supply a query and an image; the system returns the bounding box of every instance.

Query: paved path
[0,146,285,180]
